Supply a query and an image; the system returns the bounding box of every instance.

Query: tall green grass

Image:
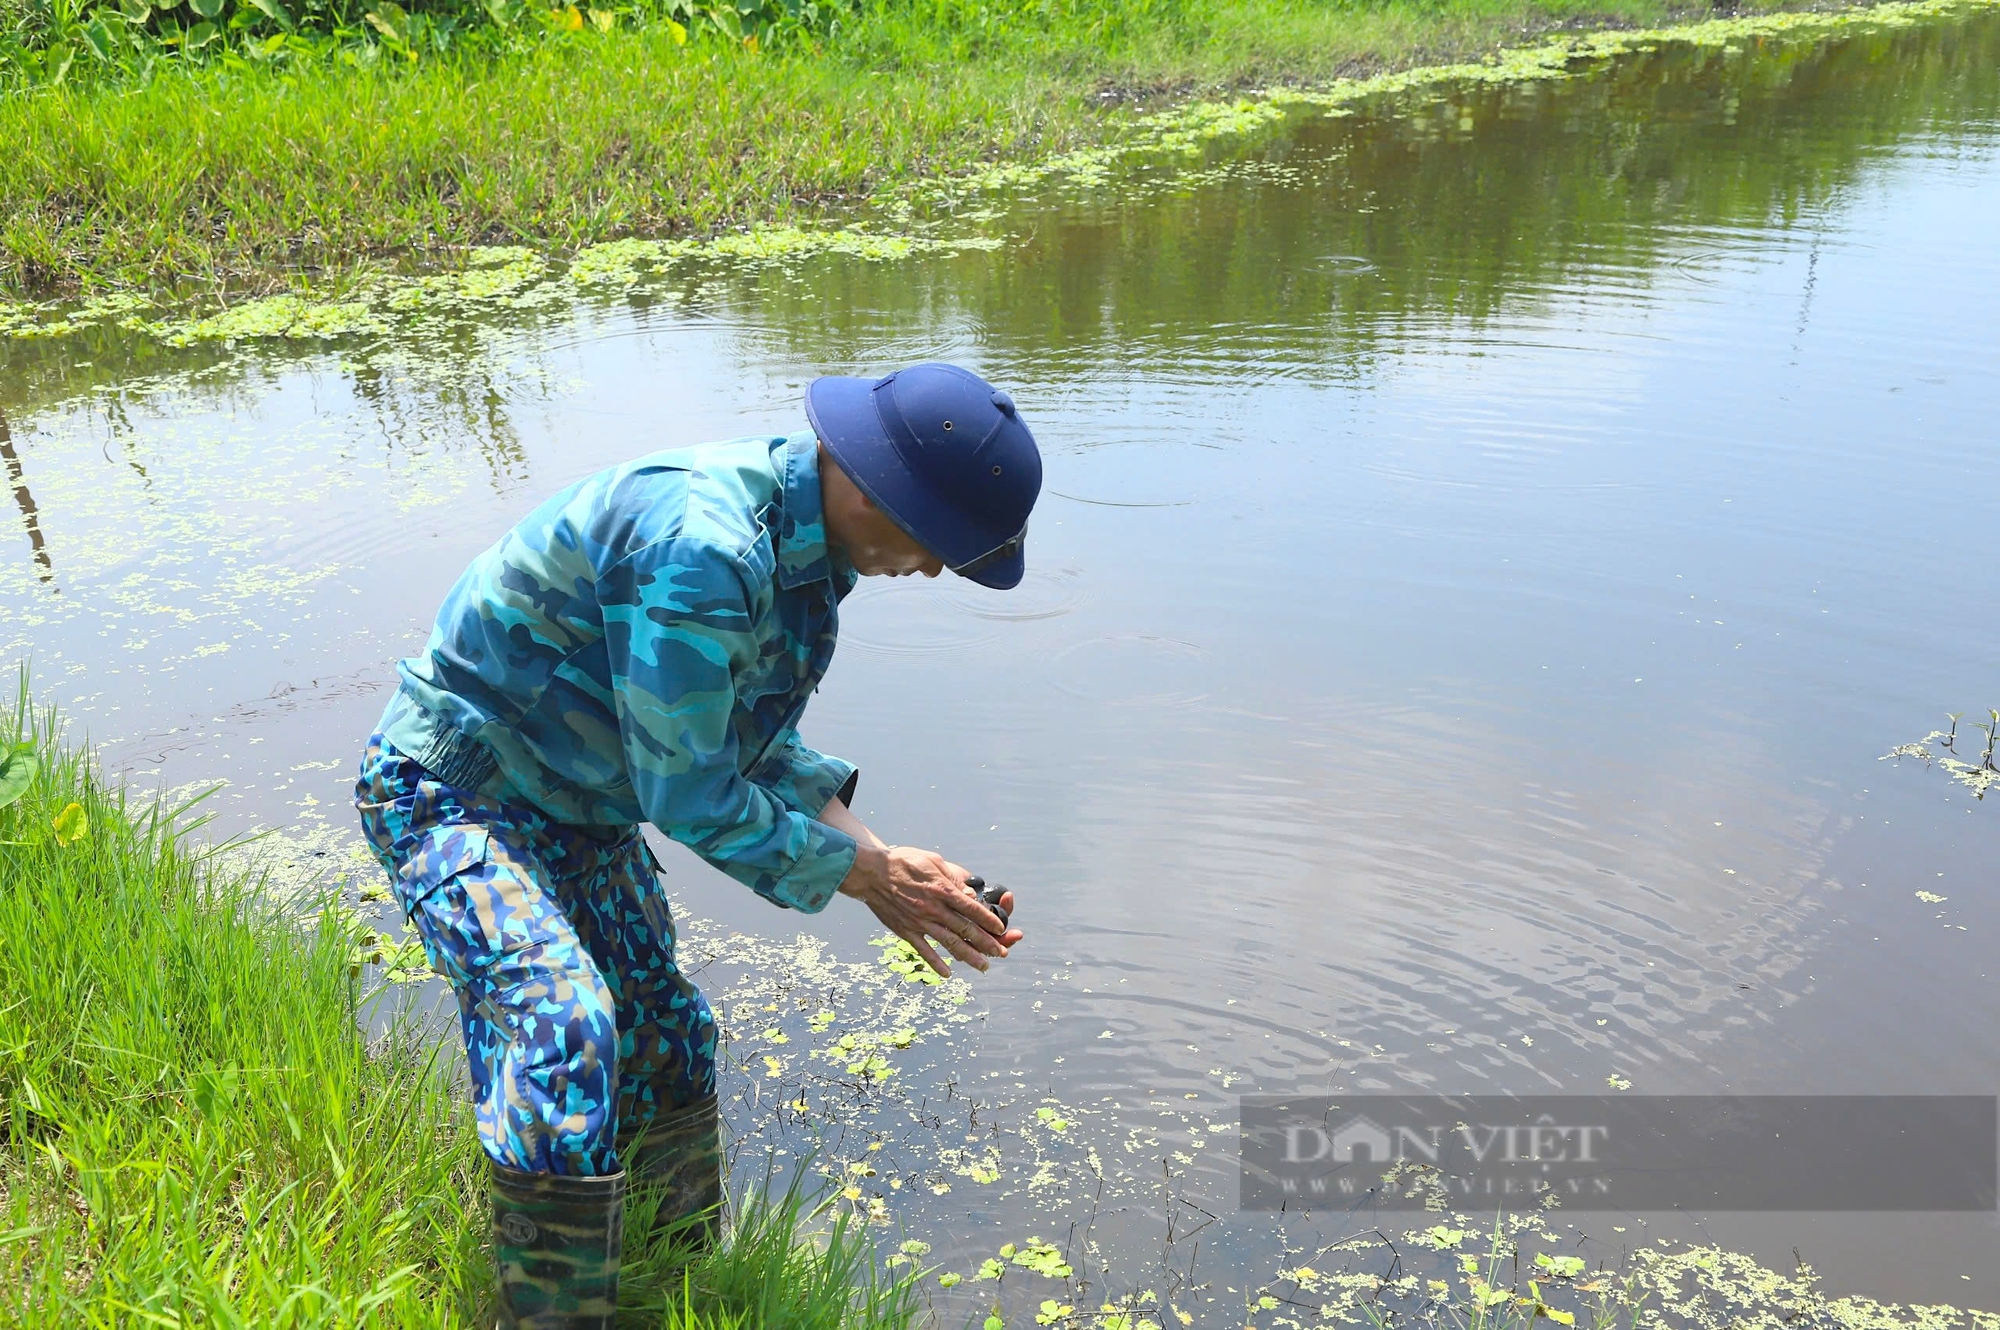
[0,30,1075,292]
[0,683,918,1328]
[0,0,1699,297]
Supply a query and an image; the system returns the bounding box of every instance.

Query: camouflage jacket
[378,434,860,913]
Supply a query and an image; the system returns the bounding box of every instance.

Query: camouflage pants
[355,734,716,1176]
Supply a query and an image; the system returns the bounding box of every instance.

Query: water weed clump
[3,226,1001,345]
[0,677,919,1327]
[1883,710,2000,799]
[926,0,2000,203]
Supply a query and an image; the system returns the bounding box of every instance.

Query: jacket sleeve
[752,729,858,819]
[600,535,857,913]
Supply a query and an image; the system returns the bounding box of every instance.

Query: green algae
[633,915,1999,1329]
[1269,1216,2000,1330]
[4,226,1005,345]
[1883,712,2000,799]
[128,294,391,345]
[926,0,2000,204]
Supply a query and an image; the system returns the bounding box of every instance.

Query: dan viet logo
[1240,1095,1997,1212]
[1285,1113,1610,1166]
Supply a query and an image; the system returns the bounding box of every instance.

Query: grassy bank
[0,684,916,1327]
[1,0,1776,297]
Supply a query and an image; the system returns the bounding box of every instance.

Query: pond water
[5,4,2000,1319]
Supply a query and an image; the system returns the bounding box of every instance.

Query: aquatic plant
[1882,710,2000,799]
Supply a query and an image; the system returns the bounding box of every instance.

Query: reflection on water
[5,5,2000,1315]
[0,410,52,587]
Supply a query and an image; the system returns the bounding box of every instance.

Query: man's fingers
[936,929,991,972]
[906,876,1004,952]
[899,927,951,979]
[933,898,1006,955]
[957,889,1006,938]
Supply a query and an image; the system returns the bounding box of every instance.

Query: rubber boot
[490,1161,626,1330]
[616,1094,723,1251]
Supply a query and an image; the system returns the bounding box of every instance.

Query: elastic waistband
[381,684,500,792]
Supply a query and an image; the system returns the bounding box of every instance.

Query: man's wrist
[838,842,889,901]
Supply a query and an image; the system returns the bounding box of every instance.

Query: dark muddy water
[5,6,2000,1317]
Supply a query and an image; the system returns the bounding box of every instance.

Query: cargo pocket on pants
[396,823,491,912]
[394,824,496,989]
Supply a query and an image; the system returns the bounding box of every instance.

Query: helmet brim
[807,374,1027,589]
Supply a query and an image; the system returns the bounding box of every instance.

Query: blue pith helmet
[806,363,1042,590]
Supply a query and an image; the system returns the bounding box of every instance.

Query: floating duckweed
[1883,711,2000,799]
[10,223,995,343]
[137,295,389,346]
[1010,1238,1072,1279]
[873,932,945,984]
[468,245,535,266]
[72,291,152,322]
[1416,1226,1467,1250]
[568,237,679,287]
[930,0,2000,205]
[385,247,551,310]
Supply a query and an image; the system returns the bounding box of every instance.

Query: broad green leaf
[0,746,36,809]
[80,17,120,59]
[119,0,154,22]
[184,19,219,45]
[364,0,407,37]
[665,17,685,42]
[52,801,88,846]
[244,0,293,28]
[587,6,614,30]
[187,0,225,20]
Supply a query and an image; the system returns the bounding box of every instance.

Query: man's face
[820,445,947,578]
[847,517,946,578]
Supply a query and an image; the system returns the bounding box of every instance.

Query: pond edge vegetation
[4,0,1996,308]
[0,677,924,1326]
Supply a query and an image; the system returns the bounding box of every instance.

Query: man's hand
[838,843,1025,978]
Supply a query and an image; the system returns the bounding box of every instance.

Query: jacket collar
[775,434,855,594]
